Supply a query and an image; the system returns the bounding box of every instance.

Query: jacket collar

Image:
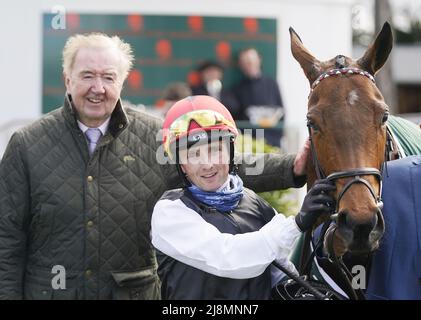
[62,94,129,139]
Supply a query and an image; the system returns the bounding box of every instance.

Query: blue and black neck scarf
[187,174,244,212]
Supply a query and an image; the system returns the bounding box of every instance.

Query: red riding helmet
[162,95,238,160]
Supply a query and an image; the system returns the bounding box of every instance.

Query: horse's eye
[382,112,389,124]
[307,118,319,131]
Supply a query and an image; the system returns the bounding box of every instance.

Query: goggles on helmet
[164,109,237,158]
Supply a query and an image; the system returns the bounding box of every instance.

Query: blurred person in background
[191,60,240,118]
[155,82,192,117]
[233,48,284,148]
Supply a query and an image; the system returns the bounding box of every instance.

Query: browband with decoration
[311,67,375,92]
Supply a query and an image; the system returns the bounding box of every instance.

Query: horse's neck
[387,114,421,158]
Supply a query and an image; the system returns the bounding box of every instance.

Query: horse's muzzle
[334,208,385,255]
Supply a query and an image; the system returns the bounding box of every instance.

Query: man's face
[201,66,223,83]
[238,49,261,78]
[65,46,123,127]
[180,140,230,192]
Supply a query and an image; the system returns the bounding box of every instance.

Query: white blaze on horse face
[347,90,359,106]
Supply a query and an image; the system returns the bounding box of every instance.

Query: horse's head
[290,23,393,256]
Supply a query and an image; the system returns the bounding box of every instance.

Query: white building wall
[354,45,421,83]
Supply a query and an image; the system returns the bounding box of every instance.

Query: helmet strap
[176,163,191,188]
[175,145,192,187]
[229,136,237,174]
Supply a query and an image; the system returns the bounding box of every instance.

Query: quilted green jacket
[0,95,303,299]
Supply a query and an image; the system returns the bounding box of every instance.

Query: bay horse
[289,22,394,296]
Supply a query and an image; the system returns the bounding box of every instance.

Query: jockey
[151,95,336,299]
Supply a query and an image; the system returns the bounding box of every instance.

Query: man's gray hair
[62,33,134,81]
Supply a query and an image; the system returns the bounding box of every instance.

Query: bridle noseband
[327,169,383,214]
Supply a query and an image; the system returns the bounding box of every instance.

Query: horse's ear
[357,22,393,75]
[289,27,321,84]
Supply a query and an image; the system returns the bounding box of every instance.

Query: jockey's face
[180,140,230,192]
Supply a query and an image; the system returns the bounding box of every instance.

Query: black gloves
[295,179,336,232]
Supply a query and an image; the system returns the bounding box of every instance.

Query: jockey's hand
[295,179,336,232]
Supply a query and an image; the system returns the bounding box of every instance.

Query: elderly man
[0,33,307,300]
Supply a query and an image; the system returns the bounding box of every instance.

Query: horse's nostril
[362,211,378,231]
[340,210,378,231]
[336,211,353,245]
[335,209,385,254]
[337,210,380,245]
[338,211,358,231]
